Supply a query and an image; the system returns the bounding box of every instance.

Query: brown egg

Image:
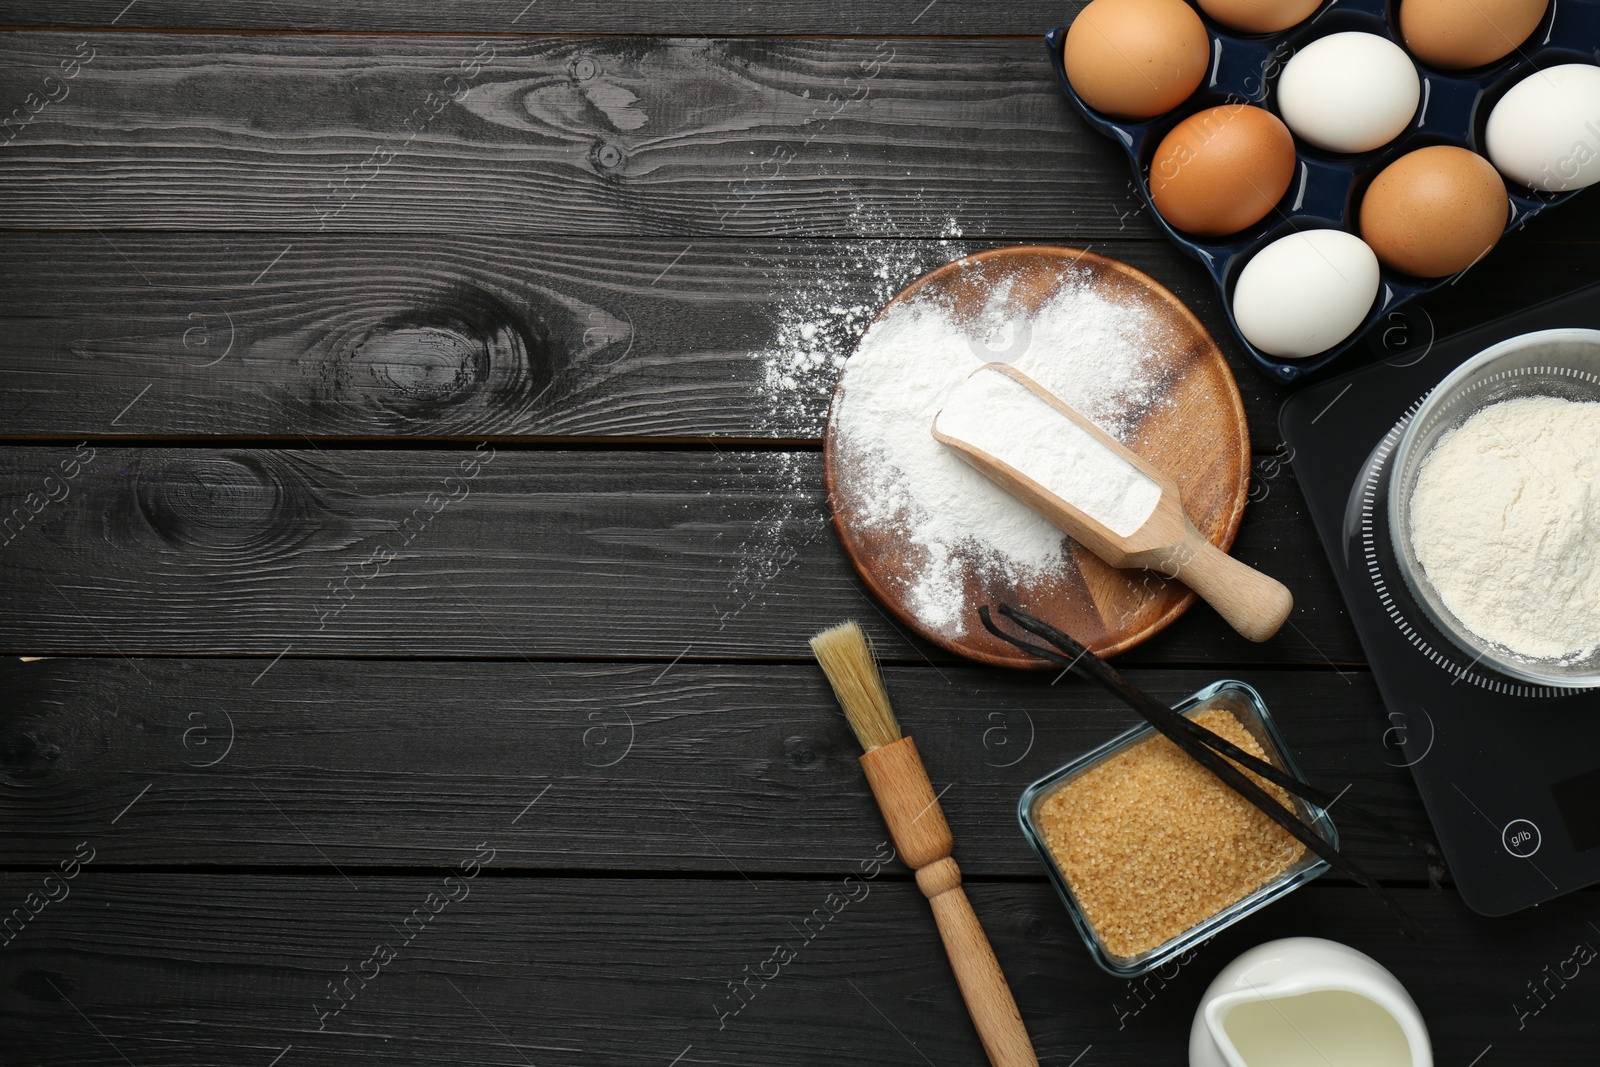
[1149,105,1297,236]
[1400,0,1549,69]
[1359,146,1509,277]
[1196,0,1322,34]
[1064,0,1210,119]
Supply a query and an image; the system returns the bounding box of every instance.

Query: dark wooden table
[3,5,1598,1065]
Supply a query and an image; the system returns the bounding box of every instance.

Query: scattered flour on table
[1409,395,1600,664]
[754,220,970,433]
[832,269,1177,635]
[724,221,971,626]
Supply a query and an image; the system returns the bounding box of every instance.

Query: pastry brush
[810,621,1039,1067]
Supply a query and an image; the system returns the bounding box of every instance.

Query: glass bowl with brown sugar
[1017,679,1338,977]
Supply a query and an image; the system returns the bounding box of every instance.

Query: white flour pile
[936,366,1161,537]
[1409,395,1600,663]
[832,269,1177,635]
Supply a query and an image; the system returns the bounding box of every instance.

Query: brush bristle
[809,621,902,752]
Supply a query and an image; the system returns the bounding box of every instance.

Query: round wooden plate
[823,246,1251,668]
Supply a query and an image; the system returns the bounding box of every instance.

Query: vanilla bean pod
[980,604,1423,941]
[995,606,1437,859]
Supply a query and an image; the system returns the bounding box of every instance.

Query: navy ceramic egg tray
[1047,0,1600,383]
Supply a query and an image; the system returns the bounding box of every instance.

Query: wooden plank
[0,232,1290,443]
[0,32,1142,235]
[2,30,1593,244]
[7,230,1592,447]
[0,874,1592,1065]
[0,446,1359,662]
[0,0,1081,35]
[0,659,1430,878]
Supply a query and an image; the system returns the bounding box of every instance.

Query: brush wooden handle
[920,868,1038,1067]
[1156,524,1294,643]
[859,738,1039,1067]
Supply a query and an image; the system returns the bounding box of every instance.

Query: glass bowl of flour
[1389,329,1600,689]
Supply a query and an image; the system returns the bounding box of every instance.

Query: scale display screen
[1551,767,1600,853]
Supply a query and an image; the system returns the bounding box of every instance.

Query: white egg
[1277,32,1420,154]
[1486,64,1600,192]
[1232,230,1381,359]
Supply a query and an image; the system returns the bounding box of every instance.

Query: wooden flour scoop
[934,363,1293,643]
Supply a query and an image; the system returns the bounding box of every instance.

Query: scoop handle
[1162,524,1294,642]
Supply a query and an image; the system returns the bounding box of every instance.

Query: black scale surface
[1283,284,1600,915]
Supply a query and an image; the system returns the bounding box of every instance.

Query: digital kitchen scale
[1282,284,1600,917]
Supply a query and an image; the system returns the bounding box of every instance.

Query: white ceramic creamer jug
[1189,937,1432,1067]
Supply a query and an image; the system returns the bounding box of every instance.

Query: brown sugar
[1034,708,1307,959]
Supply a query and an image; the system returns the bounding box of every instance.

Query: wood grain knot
[456,41,690,157]
[325,292,555,434]
[134,453,314,556]
[0,728,52,778]
[781,735,829,772]
[351,324,485,405]
[14,970,75,1002]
